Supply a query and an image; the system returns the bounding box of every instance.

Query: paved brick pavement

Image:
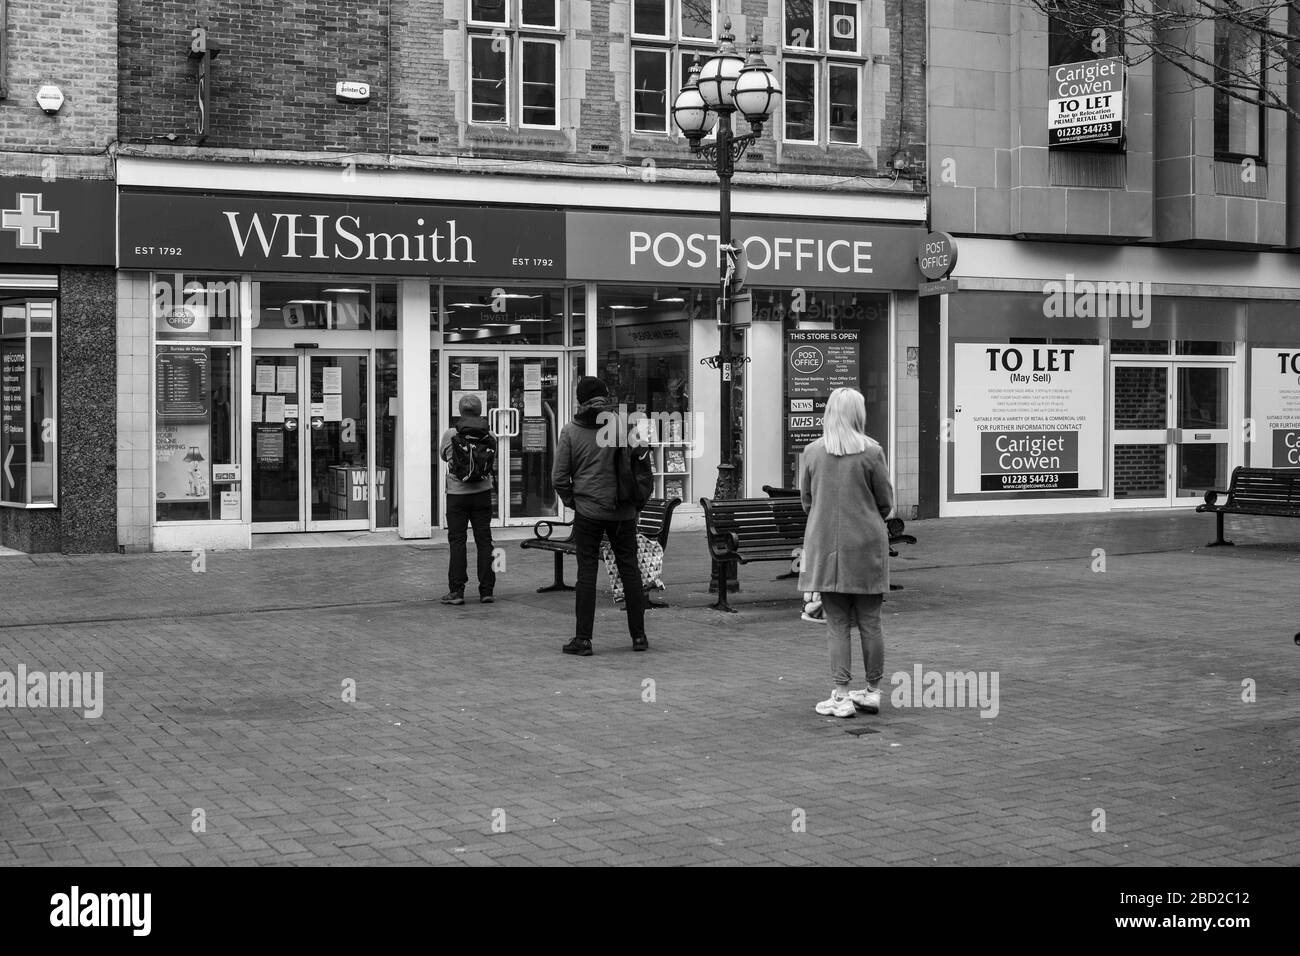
[1,510,1297,866]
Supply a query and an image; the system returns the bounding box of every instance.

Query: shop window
[0,299,57,507]
[375,349,399,528]
[468,1,561,129]
[154,273,243,523]
[596,285,699,503]
[765,289,889,486]
[155,345,238,521]
[154,273,239,341]
[254,281,392,331]
[1214,10,1267,162]
[631,1,717,136]
[439,285,564,346]
[781,1,865,147]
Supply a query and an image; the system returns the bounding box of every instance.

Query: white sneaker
[815,692,856,718]
[849,688,881,714]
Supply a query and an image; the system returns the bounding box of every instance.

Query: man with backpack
[553,376,653,656]
[439,393,498,605]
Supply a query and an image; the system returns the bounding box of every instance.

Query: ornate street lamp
[671,21,779,503]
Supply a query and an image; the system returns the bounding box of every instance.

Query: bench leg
[1206,512,1234,548]
[710,561,739,612]
[536,551,576,592]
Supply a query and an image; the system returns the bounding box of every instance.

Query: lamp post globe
[671,56,716,145]
[733,39,781,129]
[696,22,744,111]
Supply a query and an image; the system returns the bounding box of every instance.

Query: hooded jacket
[552,397,637,521]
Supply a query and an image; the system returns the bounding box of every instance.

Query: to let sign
[1049,57,1124,146]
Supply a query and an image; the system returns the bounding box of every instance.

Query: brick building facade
[0,0,117,552]
[110,1,930,552]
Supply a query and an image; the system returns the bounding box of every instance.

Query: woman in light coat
[798,387,895,718]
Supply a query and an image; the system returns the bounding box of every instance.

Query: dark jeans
[447,491,496,595]
[573,512,646,642]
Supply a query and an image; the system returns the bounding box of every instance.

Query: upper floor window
[468,1,561,128]
[1047,0,1124,65]
[782,1,865,146]
[631,1,717,136]
[1214,11,1267,162]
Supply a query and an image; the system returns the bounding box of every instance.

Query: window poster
[953,344,1104,494]
[255,365,276,393]
[278,365,297,394]
[1,342,27,502]
[784,330,860,486]
[156,422,212,501]
[156,347,210,421]
[1250,349,1300,467]
[461,363,479,390]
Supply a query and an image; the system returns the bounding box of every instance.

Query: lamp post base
[708,462,740,594]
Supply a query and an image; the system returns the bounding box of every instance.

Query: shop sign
[0,177,115,265]
[119,192,566,279]
[1049,57,1124,146]
[953,344,1104,494]
[1249,349,1300,467]
[918,232,957,281]
[783,330,860,485]
[567,210,923,291]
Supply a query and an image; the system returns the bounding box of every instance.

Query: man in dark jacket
[553,377,648,655]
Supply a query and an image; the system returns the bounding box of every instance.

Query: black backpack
[616,442,655,510]
[449,424,496,483]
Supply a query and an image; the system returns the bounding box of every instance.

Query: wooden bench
[1195,467,1300,546]
[701,496,915,612]
[520,497,681,606]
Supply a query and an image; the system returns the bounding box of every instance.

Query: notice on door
[954,344,1103,494]
[460,363,479,390]
[1250,349,1300,467]
[783,330,860,485]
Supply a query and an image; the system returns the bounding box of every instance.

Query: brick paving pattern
[1,511,1297,865]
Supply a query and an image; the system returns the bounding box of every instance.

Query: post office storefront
[927,239,1300,517]
[117,186,924,551]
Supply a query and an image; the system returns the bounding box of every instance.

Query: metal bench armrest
[532,518,574,541]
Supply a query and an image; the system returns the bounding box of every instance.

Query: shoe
[562,637,593,656]
[480,593,495,604]
[632,634,649,652]
[849,688,881,714]
[440,590,465,605]
[815,691,856,718]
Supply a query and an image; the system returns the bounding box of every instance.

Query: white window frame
[828,0,863,57]
[468,0,509,28]
[782,59,819,144]
[469,34,510,126]
[677,0,716,43]
[632,0,670,39]
[520,0,559,29]
[631,46,672,134]
[827,61,862,146]
[519,36,561,130]
[784,1,820,52]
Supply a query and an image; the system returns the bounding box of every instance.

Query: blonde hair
[822,387,871,456]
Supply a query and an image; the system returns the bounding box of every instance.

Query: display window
[153,273,244,522]
[596,285,701,504]
[1,297,57,507]
[436,285,564,346]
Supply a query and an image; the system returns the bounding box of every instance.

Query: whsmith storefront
[115,160,924,551]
